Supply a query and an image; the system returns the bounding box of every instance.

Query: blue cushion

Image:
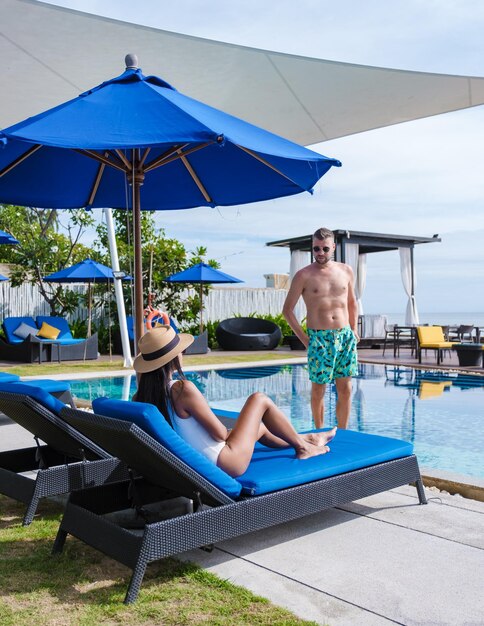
[0,381,65,414]
[92,397,242,499]
[3,316,38,344]
[35,316,73,340]
[20,379,71,393]
[237,429,414,495]
[0,372,21,383]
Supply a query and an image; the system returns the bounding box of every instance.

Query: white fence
[0,283,303,324]
[204,287,306,322]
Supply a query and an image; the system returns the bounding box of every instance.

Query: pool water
[66,363,484,479]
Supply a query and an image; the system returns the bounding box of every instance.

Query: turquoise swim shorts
[307,326,358,385]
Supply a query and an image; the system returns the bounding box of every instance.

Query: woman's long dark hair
[134,356,185,426]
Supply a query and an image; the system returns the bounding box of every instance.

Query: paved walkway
[179,484,484,625]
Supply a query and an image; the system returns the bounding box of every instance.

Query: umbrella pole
[87,281,92,338]
[132,157,145,350]
[199,283,203,335]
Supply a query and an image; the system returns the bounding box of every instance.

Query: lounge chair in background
[0,370,75,406]
[0,383,127,525]
[448,324,476,343]
[416,326,457,364]
[56,398,427,603]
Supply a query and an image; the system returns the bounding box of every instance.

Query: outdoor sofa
[0,383,127,525]
[56,398,427,603]
[0,315,98,362]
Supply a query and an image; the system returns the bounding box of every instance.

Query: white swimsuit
[167,380,226,464]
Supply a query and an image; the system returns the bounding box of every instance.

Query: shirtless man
[283,227,359,429]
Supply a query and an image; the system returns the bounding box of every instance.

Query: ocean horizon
[367,312,484,327]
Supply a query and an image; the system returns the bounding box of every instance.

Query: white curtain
[345,244,366,315]
[399,247,419,325]
[289,250,310,323]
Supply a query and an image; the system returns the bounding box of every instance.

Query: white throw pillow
[13,322,39,339]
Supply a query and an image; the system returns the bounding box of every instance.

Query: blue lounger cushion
[238,429,414,495]
[15,379,71,394]
[0,381,65,415]
[0,372,21,383]
[93,398,414,498]
[92,397,242,498]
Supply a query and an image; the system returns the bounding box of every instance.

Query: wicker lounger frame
[57,408,427,604]
[0,392,127,525]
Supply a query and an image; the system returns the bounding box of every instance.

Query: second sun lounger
[0,383,127,524]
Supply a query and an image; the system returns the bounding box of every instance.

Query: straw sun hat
[133,325,194,373]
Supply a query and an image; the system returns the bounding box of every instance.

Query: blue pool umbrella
[0,230,19,245]
[44,258,131,337]
[0,274,8,281]
[44,258,130,283]
[0,54,341,345]
[165,262,242,333]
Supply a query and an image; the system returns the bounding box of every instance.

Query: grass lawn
[5,351,305,378]
[0,496,319,626]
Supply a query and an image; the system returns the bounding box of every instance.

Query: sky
[43,0,484,316]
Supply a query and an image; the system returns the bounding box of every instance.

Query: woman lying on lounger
[133,326,336,477]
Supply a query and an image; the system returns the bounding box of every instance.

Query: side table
[452,343,484,367]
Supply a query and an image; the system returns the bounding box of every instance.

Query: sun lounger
[0,371,75,406]
[0,383,127,525]
[56,398,427,603]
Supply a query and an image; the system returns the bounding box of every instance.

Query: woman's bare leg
[218,392,329,477]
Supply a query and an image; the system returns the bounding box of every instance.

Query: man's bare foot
[303,427,337,447]
[296,443,330,460]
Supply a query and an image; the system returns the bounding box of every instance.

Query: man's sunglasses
[313,246,332,253]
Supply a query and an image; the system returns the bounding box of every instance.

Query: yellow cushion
[37,321,61,340]
[419,342,456,349]
[417,326,446,343]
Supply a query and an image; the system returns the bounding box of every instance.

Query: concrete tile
[182,491,484,626]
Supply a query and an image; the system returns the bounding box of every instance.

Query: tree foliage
[94,209,220,327]
[0,205,95,316]
[0,204,220,330]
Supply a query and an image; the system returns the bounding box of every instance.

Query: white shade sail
[1,0,483,143]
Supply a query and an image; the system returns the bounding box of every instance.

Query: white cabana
[267,230,440,337]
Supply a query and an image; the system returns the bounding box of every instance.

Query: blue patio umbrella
[164,262,242,333]
[44,258,131,337]
[0,274,8,281]
[0,230,19,245]
[0,54,341,346]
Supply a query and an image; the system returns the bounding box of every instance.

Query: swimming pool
[66,363,484,479]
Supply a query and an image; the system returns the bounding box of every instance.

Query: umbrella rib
[179,151,212,203]
[87,159,107,206]
[236,144,307,190]
[0,144,43,178]
[144,142,212,172]
[114,150,133,171]
[139,148,151,168]
[75,149,128,174]
[143,144,188,172]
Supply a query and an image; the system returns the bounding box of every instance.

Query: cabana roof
[267,229,441,260]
